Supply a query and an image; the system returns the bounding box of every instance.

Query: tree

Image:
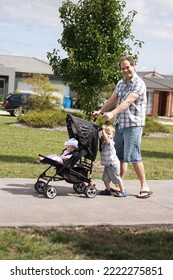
[22,74,61,111]
[47,0,143,117]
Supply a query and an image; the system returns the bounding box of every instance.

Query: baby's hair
[105,125,115,137]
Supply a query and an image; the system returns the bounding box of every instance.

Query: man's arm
[103,92,139,121]
[92,92,118,117]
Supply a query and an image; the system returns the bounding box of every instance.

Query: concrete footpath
[0,178,173,227]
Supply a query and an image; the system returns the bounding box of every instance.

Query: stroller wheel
[84,186,97,198]
[44,186,58,199]
[34,181,47,193]
[73,183,86,193]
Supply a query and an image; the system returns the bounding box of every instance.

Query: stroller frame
[34,114,98,199]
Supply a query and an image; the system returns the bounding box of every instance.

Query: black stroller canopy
[66,114,98,161]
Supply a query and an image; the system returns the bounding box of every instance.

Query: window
[146,91,154,114]
[0,79,5,100]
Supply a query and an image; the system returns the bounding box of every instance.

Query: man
[92,56,152,198]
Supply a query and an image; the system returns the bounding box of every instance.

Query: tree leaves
[47,0,144,117]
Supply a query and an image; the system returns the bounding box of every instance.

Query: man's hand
[103,111,115,121]
[91,110,101,118]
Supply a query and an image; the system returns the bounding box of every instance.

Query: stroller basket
[34,114,99,199]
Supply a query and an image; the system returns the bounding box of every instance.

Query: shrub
[17,109,87,128]
[26,95,55,111]
[18,109,67,128]
[22,73,62,111]
[143,116,170,135]
[18,110,170,135]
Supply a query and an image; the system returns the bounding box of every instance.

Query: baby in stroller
[37,138,79,165]
[34,114,98,199]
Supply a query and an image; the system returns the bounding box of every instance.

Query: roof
[138,71,165,78]
[1,55,173,91]
[0,54,53,75]
[138,71,173,90]
[143,77,173,90]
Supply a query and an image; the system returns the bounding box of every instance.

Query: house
[138,71,173,117]
[0,54,71,105]
[0,54,173,116]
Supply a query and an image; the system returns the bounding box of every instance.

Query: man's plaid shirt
[113,73,147,129]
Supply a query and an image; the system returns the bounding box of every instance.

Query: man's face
[120,60,135,80]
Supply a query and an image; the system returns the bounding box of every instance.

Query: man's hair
[119,56,135,68]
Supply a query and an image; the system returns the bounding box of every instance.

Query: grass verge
[0,225,173,259]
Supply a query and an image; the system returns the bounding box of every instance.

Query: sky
[0,0,173,74]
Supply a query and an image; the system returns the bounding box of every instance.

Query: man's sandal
[136,191,153,199]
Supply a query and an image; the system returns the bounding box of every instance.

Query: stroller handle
[100,112,109,125]
[91,111,109,130]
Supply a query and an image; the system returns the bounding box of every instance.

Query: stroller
[34,114,99,199]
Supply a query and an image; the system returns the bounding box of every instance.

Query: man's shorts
[114,126,143,163]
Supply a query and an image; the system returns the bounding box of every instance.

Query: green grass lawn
[0,115,173,179]
[0,225,173,260]
[0,115,68,178]
[0,114,173,260]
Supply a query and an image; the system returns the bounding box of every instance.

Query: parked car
[2,93,33,117]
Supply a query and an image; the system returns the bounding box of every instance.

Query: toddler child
[100,125,126,197]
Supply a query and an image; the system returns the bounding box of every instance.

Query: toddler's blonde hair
[105,125,115,137]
